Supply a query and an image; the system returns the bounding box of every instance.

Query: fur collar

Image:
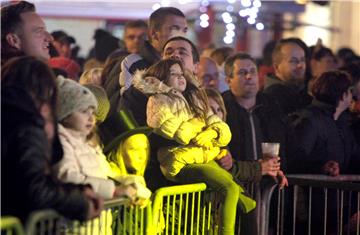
[133,70,173,95]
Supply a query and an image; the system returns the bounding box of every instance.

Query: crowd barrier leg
[1,216,25,235]
[152,183,225,235]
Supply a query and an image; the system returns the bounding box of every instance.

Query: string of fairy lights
[152,0,264,45]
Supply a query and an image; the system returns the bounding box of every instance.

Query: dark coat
[286,99,359,174]
[1,87,90,222]
[118,41,161,126]
[264,74,312,116]
[119,86,148,126]
[223,91,286,162]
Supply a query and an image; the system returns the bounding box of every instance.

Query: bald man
[197,57,220,90]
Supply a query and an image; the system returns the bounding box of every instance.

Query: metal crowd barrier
[260,174,360,235]
[1,216,25,235]
[152,183,222,235]
[25,198,152,235]
[9,183,220,235]
[5,176,359,235]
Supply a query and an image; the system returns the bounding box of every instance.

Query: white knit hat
[57,76,98,121]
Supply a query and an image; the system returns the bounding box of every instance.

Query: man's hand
[83,187,103,220]
[216,150,233,170]
[321,160,340,176]
[258,157,280,177]
[276,170,288,189]
[192,129,217,149]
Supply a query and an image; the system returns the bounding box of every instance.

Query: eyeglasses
[236,68,257,77]
[289,58,306,65]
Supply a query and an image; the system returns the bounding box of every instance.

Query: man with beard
[264,38,312,116]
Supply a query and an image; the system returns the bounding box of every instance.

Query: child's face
[121,134,149,175]
[208,97,224,121]
[167,64,187,92]
[63,107,95,136]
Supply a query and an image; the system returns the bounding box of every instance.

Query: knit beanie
[83,84,110,123]
[57,76,98,121]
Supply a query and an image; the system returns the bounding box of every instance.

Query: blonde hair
[205,88,227,121]
[107,135,150,176]
[79,67,103,86]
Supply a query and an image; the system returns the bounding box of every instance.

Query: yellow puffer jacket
[138,72,231,177]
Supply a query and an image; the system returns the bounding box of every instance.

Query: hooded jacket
[286,99,359,174]
[135,71,231,176]
[55,124,116,199]
[1,87,89,222]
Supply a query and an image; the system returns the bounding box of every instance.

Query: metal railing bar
[308,186,312,235]
[323,188,328,235]
[293,185,298,235]
[287,175,360,192]
[340,190,344,235]
[280,189,285,235]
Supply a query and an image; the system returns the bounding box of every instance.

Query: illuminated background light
[199,6,207,13]
[223,16,233,24]
[256,22,264,30]
[200,20,209,28]
[222,12,233,24]
[223,36,233,44]
[253,0,262,8]
[200,13,209,21]
[239,9,247,17]
[152,3,161,11]
[201,0,209,7]
[226,5,234,12]
[241,0,252,8]
[222,12,231,20]
[226,23,235,31]
[226,30,235,37]
[247,17,256,24]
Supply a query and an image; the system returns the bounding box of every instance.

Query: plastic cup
[261,142,280,158]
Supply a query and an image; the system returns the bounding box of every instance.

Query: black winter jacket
[223,91,286,162]
[286,99,359,174]
[1,87,90,222]
[264,74,312,116]
[118,41,161,126]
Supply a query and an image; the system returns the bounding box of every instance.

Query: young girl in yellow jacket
[139,59,256,235]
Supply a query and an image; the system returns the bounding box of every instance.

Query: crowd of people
[2,1,359,235]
